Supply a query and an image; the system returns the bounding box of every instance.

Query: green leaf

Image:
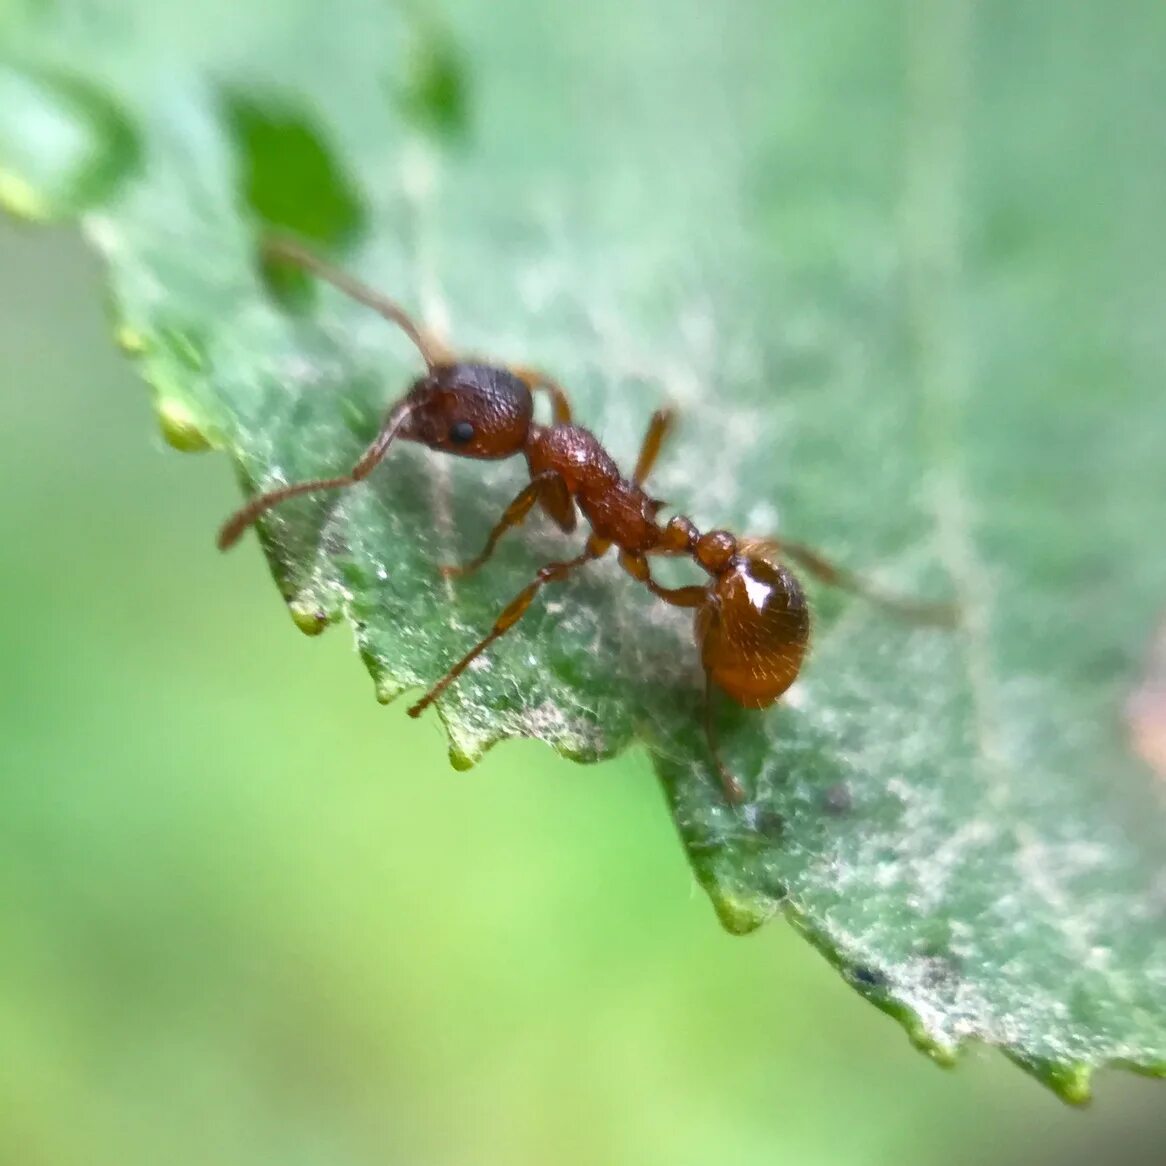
[3,0,1165,1103]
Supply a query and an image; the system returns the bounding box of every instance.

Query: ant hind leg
[775,540,959,627]
[617,551,746,805]
[703,673,747,805]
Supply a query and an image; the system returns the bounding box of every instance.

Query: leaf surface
[3,0,1165,1100]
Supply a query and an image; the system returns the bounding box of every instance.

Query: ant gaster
[220,238,953,803]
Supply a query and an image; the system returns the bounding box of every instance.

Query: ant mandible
[219,237,953,804]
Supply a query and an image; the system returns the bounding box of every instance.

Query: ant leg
[262,235,453,369]
[217,398,418,550]
[510,365,574,424]
[632,409,676,485]
[618,551,745,804]
[703,671,747,805]
[775,540,959,626]
[440,470,562,579]
[617,550,705,608]
[408,536,610,716]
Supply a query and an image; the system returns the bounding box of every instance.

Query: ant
[219,237,954,803]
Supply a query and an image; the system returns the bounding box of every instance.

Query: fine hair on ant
[220,237,955,804]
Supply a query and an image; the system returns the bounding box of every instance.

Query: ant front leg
[440,470,564,579]
[774,540,959,626]
[409,535,610,717]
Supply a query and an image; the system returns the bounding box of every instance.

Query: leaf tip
[156,396,214,452]
[710,889,777,935]
[901,1017,959,1068]
[288,602,330,636]
[373,677,404,706]
[447,742,477,772]
[0,168,52,221]
[1033,1059,1094,1107]
[114,322,149,356]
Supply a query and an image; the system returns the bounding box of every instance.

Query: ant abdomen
[697,549,811,709]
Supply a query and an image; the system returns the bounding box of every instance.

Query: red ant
[220,238,954,803]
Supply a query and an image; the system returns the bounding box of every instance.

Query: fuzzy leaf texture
[2,0,1164,1103]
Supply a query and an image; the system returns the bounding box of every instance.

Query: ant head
[400,363,534,459]
[696,540,810,709]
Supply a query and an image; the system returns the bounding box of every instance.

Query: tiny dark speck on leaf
[747,805,784,838]
[822,782,854,815]
[850,964,887,990]
[917,952,962,988]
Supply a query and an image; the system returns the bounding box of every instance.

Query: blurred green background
[1,221,1164,1166]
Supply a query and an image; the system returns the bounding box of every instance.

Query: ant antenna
[217,397,418,550]
[261,236,453,370]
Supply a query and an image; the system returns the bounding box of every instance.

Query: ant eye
[449,420,475,444]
